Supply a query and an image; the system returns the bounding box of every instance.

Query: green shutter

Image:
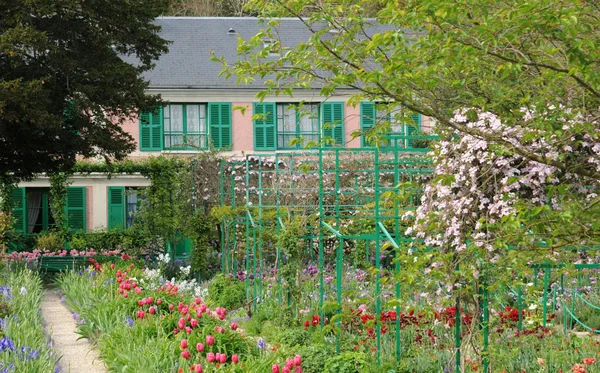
[10,187,26,233]
[406,113,421,148]
[360,102,376,147]
[208,103,232,149]
[65,187,86,232]
[321,102,344,147]
[139,108,163,151]
[107,187,125,230]
[253,103,276,150]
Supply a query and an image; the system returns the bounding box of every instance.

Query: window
[140,103,231,151]
[276,104,319,149]
[9,187,86,233]
[25,188,55,234]
[108,187,144,229]
[253,102,339,151]
[360,102,421,148]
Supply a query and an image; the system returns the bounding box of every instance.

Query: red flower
[584,358,597,365]
[232,354,239,363]
[181,349,191,359]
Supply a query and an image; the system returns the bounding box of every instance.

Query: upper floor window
[139,103,232,151]
[360,102,421,149]
[253,102,344,151]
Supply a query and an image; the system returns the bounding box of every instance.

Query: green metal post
[395,249,401,362]
[482,282,489,373]
[455,295,461,373]
[374,147,381,366]
[517,284,523,331]
[318,149,325,327]
[543,268,549,328]
[336,238,344,354]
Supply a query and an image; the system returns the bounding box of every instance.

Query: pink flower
[219,354,226,363]
[181,349,191,359]
[147,297,153,304]
[286,359,294,370]
[272,364,280,373]
[136,310,145,319]
[207,353,215,363]
[180,339,188,349]
[232,354,239,363]
[294,355,302,367]
[584,358,597,365]
[214,326,224,334]
[148,306,156,315]
[169,304,174,311]
[206,335,215,346]
[190,319,198,328]
[185,327,192,334]
[195,297,202,304]
[195,364,203,373]
[283,367,291,373]
[230,322,238,331]
[134,287,142,294]
[196,343,204,352]
[295,368,302,373]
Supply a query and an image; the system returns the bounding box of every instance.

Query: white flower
[528,304,537,310]
[20,287,27,295]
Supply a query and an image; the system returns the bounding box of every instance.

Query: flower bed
[0,265,60,372]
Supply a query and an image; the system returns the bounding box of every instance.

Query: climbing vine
[48,171,72,237]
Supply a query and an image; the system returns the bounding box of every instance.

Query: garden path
[41,290,108,373]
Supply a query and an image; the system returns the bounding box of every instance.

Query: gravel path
[42,290,108,373]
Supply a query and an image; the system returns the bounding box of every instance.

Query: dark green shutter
[139,108,163,151]
[321,102,344,146]
[208,103,232,149]
[65,187,86,232]
[406,113,421,148]
[107,187,125,230]
[10,187,26,233]
[253,103,276,150]
[360,102,376,147]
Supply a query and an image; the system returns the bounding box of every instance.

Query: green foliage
[323,351,368,373]
[296,344,335,373]
[0,0,170,182]
[272,327,310,347]
[69,226,152,255]
[48,171,71,236]
[0,211,15,254]
[34,231,65,252]
[208,273,246,310]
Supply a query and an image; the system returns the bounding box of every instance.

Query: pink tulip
[294,355,302,367]
[190,319,198,328]
[181,349,191,359]
[283,367,291,373]
[195,297,202,304]
[215,353,221,362]
[295,368,302,373]
[147,297,153,304]
[136,310,145,319]
[206,335,215,346]
[206,353,215,363]
[148,306,156,315]
[196,343,204,352]
[272,364,280,373]
[195,364,203,373]
[180,339,188,349]
[169,304,174,311]
[230,322,238,331]
[219,354,226,363]
[286,359,295,369]
[185,327,192,334]
[123,292,128,298]
[232,354,239,363]
[134,287,142,294]
[138,300,144,307]
[157,298,162,305]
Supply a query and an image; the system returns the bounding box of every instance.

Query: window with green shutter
[360,102,421,149]
[107,186,125,229]
[321,102,344,147]
[253,102,276,150]
[65,187,86,232]
[139,108,163,151]
[163,104,209,150]
[208,103,232,150]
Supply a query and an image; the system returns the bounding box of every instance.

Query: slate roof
[136,17,389,89]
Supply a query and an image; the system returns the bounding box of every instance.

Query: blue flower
[125,316,134,328]
[0,286,11,300]
[256,338,266,350]
[0,337,16,352]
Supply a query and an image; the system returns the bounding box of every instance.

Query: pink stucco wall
[344,103,361,148]
[232,102,254,152]
[121,114,140,152]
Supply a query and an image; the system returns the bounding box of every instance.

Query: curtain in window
[26,191,42,233]
[277,105,296,148]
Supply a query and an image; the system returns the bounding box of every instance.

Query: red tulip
[157,299,162,305]
[134,287,142,294]
[283,367,291,373]
[185,327,192,334]
[295,368,302,373]
[169,304,174,311]
[195,364,203,373]
[232,354,239,363]
[206,353,215,363]
[148,306,156,315]
[123,292,128,298]
[196,343,204,352]
[294,355,302,367]
[230,322,238,331]
[214,326,224,334]
[219,354,226,363]
[215,353,221,362]
[138,300,144,307]
[206,335,215,346]
[272,364,280,373]
[147,297,153,304]
[136,310,145,319]
[180,339,188,349]
[190,319,198,328]
[195,297,202,304]
[110,263,115,269]
[181,349,191,359]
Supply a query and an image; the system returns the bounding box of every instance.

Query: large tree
[219,0,600,282]
[0,0,169,182]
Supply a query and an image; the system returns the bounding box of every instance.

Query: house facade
[12,17,432,235]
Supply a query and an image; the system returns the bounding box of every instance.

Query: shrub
[296,344,335,373]
[324,351,369,373]
[35,231,65,252]
[273,328,310,347]
[208,273,246,310]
